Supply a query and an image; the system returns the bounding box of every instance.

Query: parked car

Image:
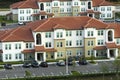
[56,60,65,66]
[115,18,120,22]
[40,62,48,67]
[18,22,25,25]
[31,60,39,68]
[78,59,88,65]
[68,61,73,66]
[4,64,13,69]
[22,62,31,68]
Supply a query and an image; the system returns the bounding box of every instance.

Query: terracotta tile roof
[10,0,39,9]
[37,0,72,2]
[10,1,25,9]
[79,10,101,15]
[92,0,113,7]
[35,46,45,52]
[111,23,120,38]
[22,49,35,53]
[31,11,54,16]
[106,42,117,48]
[0,27,34,42]
[45,48,57,52]
[93,46,106,50]
[35,46,57,52]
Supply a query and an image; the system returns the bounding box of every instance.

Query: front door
[110,50,114,58]
[37,53,43,61]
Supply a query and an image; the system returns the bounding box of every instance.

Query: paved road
[0,61,116,79]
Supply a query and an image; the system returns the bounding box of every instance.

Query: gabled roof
[0,16,120,42]
[10,0,39,9]
[0,26,34,42]
[33,16,111,32]
[92,0,114,7]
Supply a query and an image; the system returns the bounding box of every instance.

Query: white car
[18,22,25,25]
[56,60,65,66]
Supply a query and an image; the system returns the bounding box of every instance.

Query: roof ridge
[34,18,50,31]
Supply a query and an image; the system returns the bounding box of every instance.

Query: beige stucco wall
[84,38,96,57]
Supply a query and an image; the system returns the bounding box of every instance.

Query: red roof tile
[93,46,106,50]
[35,46,45,52]
[10,0,39,9]
[106,42,117,48]
[92,0,113,7]
[22,49,35,53]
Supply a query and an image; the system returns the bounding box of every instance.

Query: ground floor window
[5,54,12,60]
[15,53,22,59]
[57,52,63,58]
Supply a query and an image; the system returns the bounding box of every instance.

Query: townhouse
[0,16,120,62]
[8,0,115,23]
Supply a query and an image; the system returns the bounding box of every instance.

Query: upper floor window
[81,2,85,5]
[36,33,41,45]
[76,40,82,46]
[97,40,104,45]
[101,7,105,11]
[88,50,94,56]
[67,2,71,6]
[57,42,63,47]
[20,10,24,14]
[66,31,72,37]
[88,2,91,9]
[81,8,85,12]
[60,2,64,6]
[74,2,78,6]
[94,7,98,11]
[56,32,63,38]
[87,31,93,36]
[26,10,31,14]
[46,9,51,13]
[54,2,58,6]
[66,40,72,46]
[5,44,11,50]
[107,7,111,11]
[88,41,93,46]
[45,42,51,48]
[26,43,32,48]
[45,32,51,38]
[67,8,71,12]
[46,2,50,6]
[117,39,120,44]
[98,30,103,36]
[76,30,82,36]
[15,44,21,49]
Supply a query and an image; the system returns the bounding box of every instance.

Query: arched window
[36,33,41,45]
[108,30,113,41]
[40,3,44,10]
[88,2,91,9]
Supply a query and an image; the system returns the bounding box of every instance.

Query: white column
[45,15,47,19]
[54,52,57,60]
[107,49,110,58]
[43,52,46,61]
[22,54,24,61]
[115,48,118,58]
[35,52,37,61]
[94,50,97,57]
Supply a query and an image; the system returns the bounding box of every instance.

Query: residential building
[0,16,120,62]
[7,0,115,23]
